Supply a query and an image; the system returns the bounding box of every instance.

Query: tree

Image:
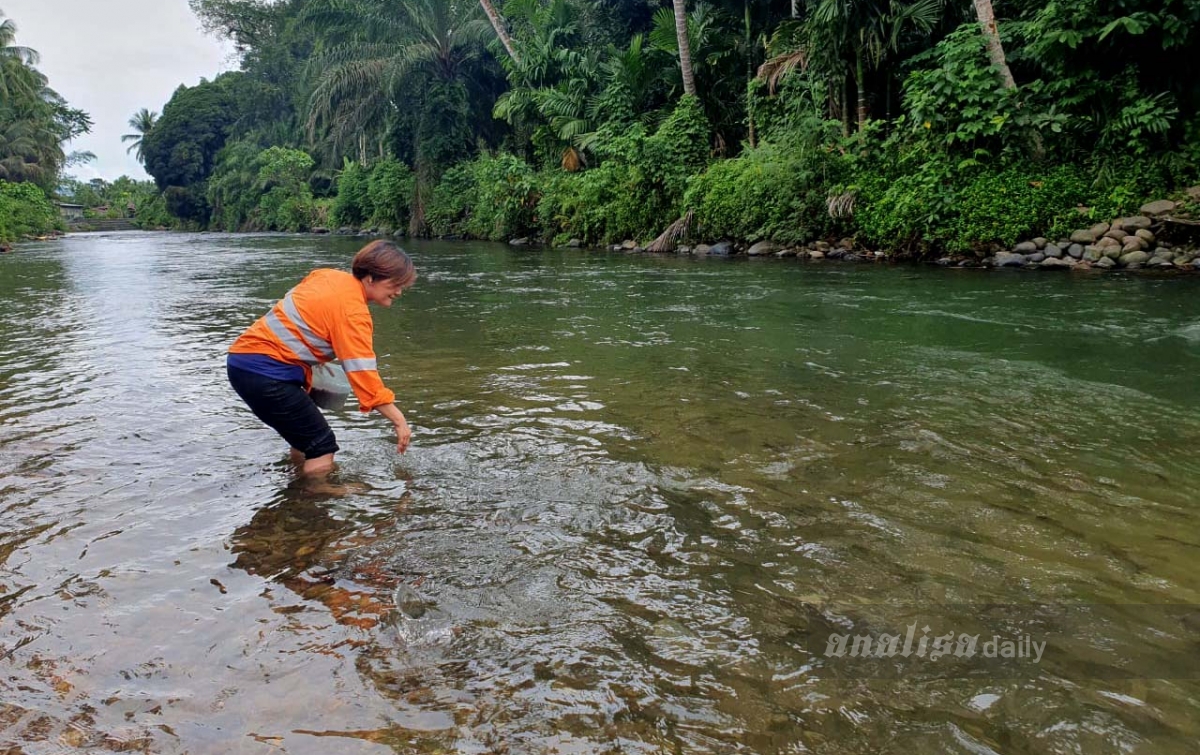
[0,10,38,99]
[0,10,91,189]
[304,0,495,232]
[972,0,1014,89]
[480,0,520,64]
[673,0,697,97]
[121,108,159,163]
[141,74,243,221]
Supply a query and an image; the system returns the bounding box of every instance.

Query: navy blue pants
[227,365,339,459]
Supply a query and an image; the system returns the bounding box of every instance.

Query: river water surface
[2,232,1199,754]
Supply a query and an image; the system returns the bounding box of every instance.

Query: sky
[5,0,234,182]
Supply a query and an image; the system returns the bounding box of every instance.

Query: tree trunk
[855,50,867,133]
[479,0,520,65]
[972,0,1016,89]
[673,0,697,97]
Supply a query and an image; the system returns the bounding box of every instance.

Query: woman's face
[362,276,407,307]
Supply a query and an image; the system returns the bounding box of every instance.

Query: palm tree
[800,0,941,132]
[672,0,697,97]
[0,11,39,99]
[121,108,158,163]
[304,0,492,232]
[479,0,520,65]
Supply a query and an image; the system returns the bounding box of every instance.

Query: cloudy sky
[5,0,233,182]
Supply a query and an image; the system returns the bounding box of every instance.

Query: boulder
[1140,200,1177,216]
[1089,222,1111,237]
[1188,186,1200,201]
[1135,229,1156,244]
[393,229,406,238]
[808,250,825,260]
[620,239,637,250]
[1070,229,1097,244]
[995,251,1026,267]
[311,227,330,234]
[509,237,530,246]
[1032,237,1049,250]
[828,248,848,260]
[567,238,583,248]
[1040,257,1073,269]
[1121,237,1147,254]
[1014,241,1039,253]
[1103,246,1123,260]
[775,248,797,257]
[1095,255,1117,269]
[1044,244,1064,258]
[1119,250,1150,266]
[1027,252,1046,264]
[1083,246,1103,262]
[1067,243,1084,259]
[677,245,692,254]
[709,241,734,256]
[747,241,780,256]
[814,241,831,252]
[1104,228,1129,241]
[693,244,712,255]
[1118,216,1153,231]
[1073,260,1093,271]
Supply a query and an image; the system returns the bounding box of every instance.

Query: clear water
[2,232,1199,753]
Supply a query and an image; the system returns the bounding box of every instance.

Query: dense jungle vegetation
[12,1,1200,255]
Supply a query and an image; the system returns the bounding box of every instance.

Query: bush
[427,153,538,240]
[686,141,841,245]
[366,158,415,229]
[0,181,59,241]
[332,159,370,227]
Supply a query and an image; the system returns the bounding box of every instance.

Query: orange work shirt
[229,268,395,412]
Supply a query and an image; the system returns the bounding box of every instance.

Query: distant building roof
[57,202,85,209]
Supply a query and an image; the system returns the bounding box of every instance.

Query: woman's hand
[375,403,412,454]
[394,416,412,454]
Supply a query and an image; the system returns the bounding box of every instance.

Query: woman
[227,240,416,475]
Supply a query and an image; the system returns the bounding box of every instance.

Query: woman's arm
[373,402,412,454]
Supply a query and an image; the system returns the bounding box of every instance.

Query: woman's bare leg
[302,453,335,477]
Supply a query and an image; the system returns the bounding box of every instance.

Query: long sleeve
[329,304,395,413]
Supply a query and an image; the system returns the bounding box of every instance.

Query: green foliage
[254,147,316,231]
[901,26,1065,157]
[366,158,416,229]
[0,180,58,241]
[427,153,538,240]
[207,139,263,231]
[206,143,317,231]
[0,10,92,190]
[332,160,370,227]
[685,141,838,245]
[142,74,244,222]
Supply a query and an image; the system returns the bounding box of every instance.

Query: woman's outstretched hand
[394,417,412,454]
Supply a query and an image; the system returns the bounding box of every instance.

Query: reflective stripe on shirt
[342,358,378,372]
[281,292,334,359]
[264,309,321,365]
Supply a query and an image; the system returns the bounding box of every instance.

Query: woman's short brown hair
[352,241,417,288]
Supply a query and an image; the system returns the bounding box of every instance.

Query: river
[2,232,1199,753]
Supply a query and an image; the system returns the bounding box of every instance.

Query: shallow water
[2,232,1199,754]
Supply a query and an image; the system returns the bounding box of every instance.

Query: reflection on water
[1,232,1199,753]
